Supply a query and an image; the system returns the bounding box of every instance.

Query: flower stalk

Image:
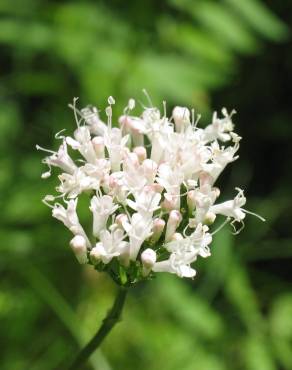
[68,287,128,370]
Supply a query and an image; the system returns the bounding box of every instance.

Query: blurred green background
[1,0,292,369]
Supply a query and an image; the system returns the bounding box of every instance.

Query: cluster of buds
[37,94,263,286]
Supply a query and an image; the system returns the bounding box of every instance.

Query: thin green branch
[68,287,128,370]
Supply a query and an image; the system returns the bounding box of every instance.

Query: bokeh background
[1,1,292,369]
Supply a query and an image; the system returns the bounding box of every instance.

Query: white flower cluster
[38,96,263,285]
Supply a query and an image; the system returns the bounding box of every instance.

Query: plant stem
[68,287,128,370]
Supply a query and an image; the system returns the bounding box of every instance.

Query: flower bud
[133,146,147,163]
[151,218,165,243]
[161,193,177,212]
[141,248,157,276]
[187,190,196,215]
[70,235,88,264]
[165,210,182,242]
[204,211,216,225]
[141,248,157,269]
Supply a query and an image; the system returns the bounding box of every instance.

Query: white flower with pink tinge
[38,93,264,282]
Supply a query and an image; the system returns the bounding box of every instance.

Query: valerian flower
[37,94,264,286]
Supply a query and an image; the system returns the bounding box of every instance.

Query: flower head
[38,94,264,286]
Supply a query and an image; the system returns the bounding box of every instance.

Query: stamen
[211,217,231,236]
[36,144,56,155]
[55,129,66,140]
[108,96,115,105]
[68,97,81,127]
[123,205,131,221]
[142,89,153,107]
[230,219,245,235]
[42,195,56,208]
[242,209,266,222]
[128,98,135,110]
[163,101,167,118]
[41,171,51,179]
[123,99,136,115]
[105,106,112,130]
[191,109,195,126]
[183,224,190,237]
[194,114,201,129]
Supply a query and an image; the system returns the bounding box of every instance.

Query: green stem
[68,287,128,370]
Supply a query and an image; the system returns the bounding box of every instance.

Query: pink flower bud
[133,146,147,162]
[165,210,182,242]
[141,248,157,276]
[151,218,165,243]
[161,193,178,211]
[141,248,157,268]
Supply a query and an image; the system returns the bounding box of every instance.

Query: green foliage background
[0,0,291,369]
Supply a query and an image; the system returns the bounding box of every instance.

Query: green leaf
[224,258,263,329]
[168,0,258,53]
[158,18,234,66]
[0,20,52,50]
[195,2,259,53]
[242,333,277,370]
[225,0,289,41]
[126,53,226,108]
[156,274,224,339]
